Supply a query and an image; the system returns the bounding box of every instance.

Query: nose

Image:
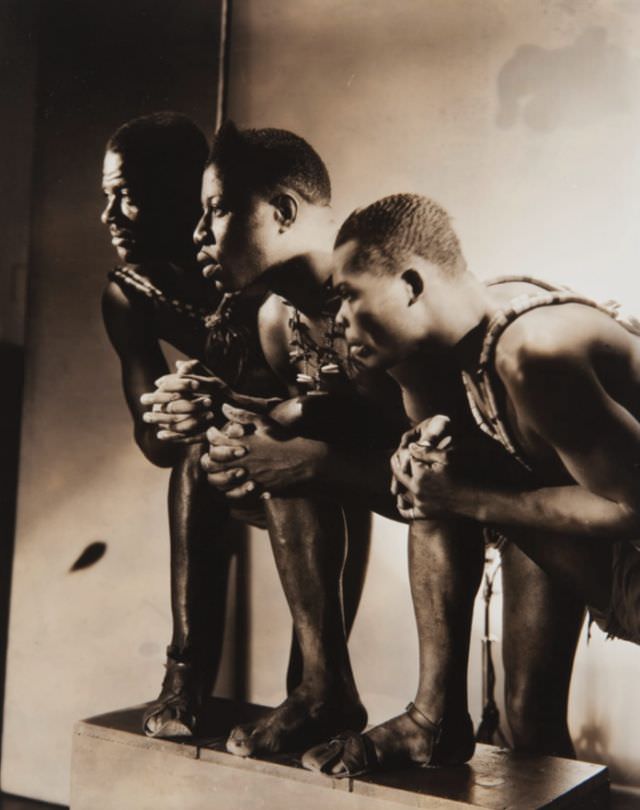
[335,300,349,330]
[100,195,117,226]
[193,210,215,247]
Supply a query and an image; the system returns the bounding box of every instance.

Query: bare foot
[302,706,474,776]
[226,686,367,757]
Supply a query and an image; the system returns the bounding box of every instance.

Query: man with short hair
[101,112,284,739]
[303,191,638,775]
[166,149,585,766]
[141,122,385,755]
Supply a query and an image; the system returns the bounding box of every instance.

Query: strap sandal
[142,647,199,738]
[302,731,378,778]
[405,702,475,767]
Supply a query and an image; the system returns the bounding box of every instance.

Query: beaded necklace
[109,266,214,324]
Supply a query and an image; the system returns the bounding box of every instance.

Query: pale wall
[227,0,640,788]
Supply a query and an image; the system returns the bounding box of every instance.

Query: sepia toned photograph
[1,1,640,807]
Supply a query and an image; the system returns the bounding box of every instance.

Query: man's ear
[271,193,298,231]
[401,268,424,305]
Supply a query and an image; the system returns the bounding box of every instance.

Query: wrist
[439,482,479,521]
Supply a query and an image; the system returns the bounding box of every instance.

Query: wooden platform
[70,697,609,809]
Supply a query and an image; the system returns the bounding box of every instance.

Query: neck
[266,251,334,316]
[424,273,493,354]
[389,274,493,394]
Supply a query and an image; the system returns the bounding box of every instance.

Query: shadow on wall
[497,27,638,130]
[574,720,640,788]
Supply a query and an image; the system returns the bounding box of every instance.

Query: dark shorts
[591,541,640,644]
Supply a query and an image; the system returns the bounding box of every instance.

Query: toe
[301,739,344,773]
[226,723,256,756]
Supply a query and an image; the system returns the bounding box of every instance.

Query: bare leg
[501,542,584,757]
[304,518,482,774]
[227,495,367,756]
[286,501,372,693]
[144,443,235,736]
[507,528,613,616]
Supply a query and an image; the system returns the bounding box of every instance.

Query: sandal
[142,647,202,738]
[302,702,475,778]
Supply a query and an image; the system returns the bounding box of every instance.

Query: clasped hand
[391,414,458,520]
[139,359,281,443]
[139,359,221,442]
[201,403,319,500]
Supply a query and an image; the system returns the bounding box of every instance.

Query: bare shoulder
[257,293,290,334]
[495,303,633,389]
[257,294,292,378]
[101,278,154,352]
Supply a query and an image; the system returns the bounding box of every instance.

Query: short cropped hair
[209,121,331,205]
[106,112,208,199]
[335,193,464,275]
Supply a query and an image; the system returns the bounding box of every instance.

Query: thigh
[506,527,613,613]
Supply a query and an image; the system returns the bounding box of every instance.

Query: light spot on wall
[497,27,638,131]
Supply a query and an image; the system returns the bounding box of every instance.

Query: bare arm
[102,281,179,467]
[200,295,401,508]
[398,339,640,540]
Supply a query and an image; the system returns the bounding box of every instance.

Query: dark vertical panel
[0,0,39,775]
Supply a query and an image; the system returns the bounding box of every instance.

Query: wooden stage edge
[70,697,609,810]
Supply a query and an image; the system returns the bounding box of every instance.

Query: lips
[197,252,226,290]
[110,230,135,248]
[348,343,373,361]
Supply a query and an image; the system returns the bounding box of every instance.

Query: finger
[156,429,184,442]
[397,493,428,520]
[172,415,216,434]
[393,464,416,493]
[207,425,243,446]
[165,397,212,414]
[175,358,200,375]
[408,445,448,467]
[221,402,269,427]
[201,453,246,476]
[397,502,415,521]
[399,427,420,449]
[144,411,213,426]
[154,375,200,392]
[140,390,181,406]
[180,373,228,389]
[390,452,404,478]
[207,444,247,462]
[201,457,247,483]
[416,414,451,447]
[225,480,257,499]
[222,421,249,439]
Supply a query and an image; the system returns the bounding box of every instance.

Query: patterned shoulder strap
[108,266,211,324]
[461,279,636,469]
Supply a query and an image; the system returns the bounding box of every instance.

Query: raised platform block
[70,697,609,809]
